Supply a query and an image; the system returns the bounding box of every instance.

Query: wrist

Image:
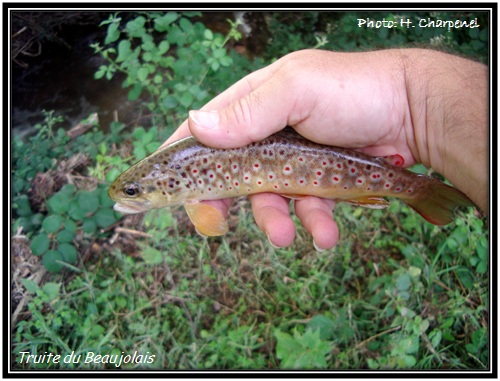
[401,49,488,212]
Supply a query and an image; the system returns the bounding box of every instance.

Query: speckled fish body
[109,129,473,236]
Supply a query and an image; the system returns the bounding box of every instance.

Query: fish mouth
[113,201,150,214]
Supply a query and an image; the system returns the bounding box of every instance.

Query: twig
[352,325,402,351]
[115,227,152,238]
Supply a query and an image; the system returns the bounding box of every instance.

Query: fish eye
[124,183,140,197]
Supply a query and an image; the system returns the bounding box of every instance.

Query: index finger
[162,61,282,146]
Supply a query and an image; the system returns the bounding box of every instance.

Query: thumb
[187,74,302,148]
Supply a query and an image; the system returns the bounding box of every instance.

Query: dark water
[11,11,253,138]
[11,12,139,137]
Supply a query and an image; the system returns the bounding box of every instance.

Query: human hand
[163,48,487,250]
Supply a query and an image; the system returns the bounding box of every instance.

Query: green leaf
[15,195,32,217]
[160,94,176,109]
[142,247,164,265]
[42,250,64,273]
[179,92,194,108]
[396,272,411,292]
[219,55,233,67]
[21,278,39,294]
[158,40,170,54]
[128,84,143,101]
[204,29,213,40]
[429,329,442,348]
[154,12,178,32]
[179,17,193,33]
[83,218,97,234]
[105,22,120,44]
[94,208,118,228]
[42,282,60,300]
[78,191,100,214]
[56,229,75,243]
[125,16,146,38]
[67,203,85,221]
[137,67,149,82]
[307,314,335,340]
[58,243,78,264]
[275,329,330,369]
[117,40,132,62]
[42,214,63,233]
[31,233,50,256]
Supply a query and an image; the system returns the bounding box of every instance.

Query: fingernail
[189,110,219,130]
[267,235,281,249]
[313,240,327,252]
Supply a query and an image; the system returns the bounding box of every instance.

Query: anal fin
[343,196,389,209]
[184,203,229,236]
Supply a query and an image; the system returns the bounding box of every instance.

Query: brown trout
[109,129,473,236]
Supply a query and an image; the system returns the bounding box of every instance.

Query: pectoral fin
[343,196,389,209]
[184,203,229,236]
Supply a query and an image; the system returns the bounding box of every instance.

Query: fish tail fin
[404,182,474,225]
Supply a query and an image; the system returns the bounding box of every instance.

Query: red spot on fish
[217,164,222,169]
[234,182,239,187]
[269,174,274,179]
[284,183,289,187]
[203,158,208,164]
[366,187,371,191]
[299,179,305,184]
[254,163,260,168]
[333,176,339,182]
[274,185,278,189]
[313,181,318,185]
[244,176,249,180]
[337,163,342,169]
[316,171,322,176]
[357,179,363,183]
[395,187,401,191]
[225,175,230,180]
[322,161,327,166]
[407,189,413,193]
[257,181,262,185]
[285,166,291,171]
[192,169,198,174]
[162,191,166,195]
[385,183,391,188]
[350,168,356,173]
[388,173,394,178]
[299,157,304,162]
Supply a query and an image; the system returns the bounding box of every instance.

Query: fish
[109,128,474,236]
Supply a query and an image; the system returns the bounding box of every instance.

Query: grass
[12,196,489,370]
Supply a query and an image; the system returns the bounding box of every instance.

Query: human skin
[162,49,488,250]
